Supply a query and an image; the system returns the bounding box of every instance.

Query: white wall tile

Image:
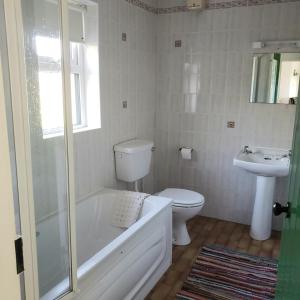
[154,3,298,231]
[35,1,298,230]
[72,0,157,203]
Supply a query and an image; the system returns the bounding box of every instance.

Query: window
[36,36,86,136]
[35,3,100,138]
[70,42,86,129]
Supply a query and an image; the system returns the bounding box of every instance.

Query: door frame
[3,0,39,298]
[0,46,21,300]
[3,0,78,299]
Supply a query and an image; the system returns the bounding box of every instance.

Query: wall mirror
[250,52,300,104]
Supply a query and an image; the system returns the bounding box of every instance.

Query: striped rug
[176,245,278,300]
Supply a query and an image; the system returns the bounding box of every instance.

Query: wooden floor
[145,216,281,300]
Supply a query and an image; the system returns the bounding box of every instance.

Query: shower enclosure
[2,0,99,299]
[1,1,172,297]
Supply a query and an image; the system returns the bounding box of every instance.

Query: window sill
[73,125,100,134]
[43,125,101,140]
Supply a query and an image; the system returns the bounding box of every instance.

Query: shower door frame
[3,0,78,299]
[0,45,21,300]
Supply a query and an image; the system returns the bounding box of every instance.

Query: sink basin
[234,147,290,177]
[233,146,290,241]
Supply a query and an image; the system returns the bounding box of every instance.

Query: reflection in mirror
[250,53,300,104]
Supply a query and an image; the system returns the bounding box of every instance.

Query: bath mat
[176,245,278,300]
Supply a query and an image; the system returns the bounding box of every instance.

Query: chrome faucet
[242,145,252,154]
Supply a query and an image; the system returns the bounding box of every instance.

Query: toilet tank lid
[158,188,205,206]
[114,139,154,154]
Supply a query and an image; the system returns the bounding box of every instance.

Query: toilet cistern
[114,139,154,191]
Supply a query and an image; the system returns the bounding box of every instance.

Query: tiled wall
[154,2,298,230]
[74,0,157,202]
[20,0,298,229]
[78,0,298,231]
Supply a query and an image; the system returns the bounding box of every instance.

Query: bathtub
[39,189,172,300]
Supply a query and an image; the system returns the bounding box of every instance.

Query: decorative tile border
[124,0,158,14]
[156,6,188,13]
[125,0,300,14]
[231,0,248,7]
[157,0,300,13]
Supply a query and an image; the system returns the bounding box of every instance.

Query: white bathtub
[39,189,172,300]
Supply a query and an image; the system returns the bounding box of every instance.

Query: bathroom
[1,0,300,299]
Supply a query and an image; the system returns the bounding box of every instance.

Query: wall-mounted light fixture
[252,40,300,50]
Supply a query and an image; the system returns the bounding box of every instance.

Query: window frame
[70,42,87,130]
[36,37,87,137]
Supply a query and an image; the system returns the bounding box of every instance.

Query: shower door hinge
[15,237,24,274]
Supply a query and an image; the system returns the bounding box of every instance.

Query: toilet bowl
[157,188,205,246]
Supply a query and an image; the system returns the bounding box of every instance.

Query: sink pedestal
[250,176,275,240]
[233,147,290,240]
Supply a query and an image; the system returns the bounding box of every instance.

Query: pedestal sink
[233,146,290,240]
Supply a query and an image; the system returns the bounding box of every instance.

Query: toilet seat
[158,188,205,208]
[172,203,203,208]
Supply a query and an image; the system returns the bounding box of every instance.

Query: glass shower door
[20,0,75,298]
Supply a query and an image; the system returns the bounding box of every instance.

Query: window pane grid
[35,36,86,136]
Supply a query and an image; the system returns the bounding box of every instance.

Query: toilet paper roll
[180,147,192,160]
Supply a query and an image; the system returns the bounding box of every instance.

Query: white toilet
[157,188,204,245]
[114,139,205,246]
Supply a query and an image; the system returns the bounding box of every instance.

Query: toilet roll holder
[179,147,193,152]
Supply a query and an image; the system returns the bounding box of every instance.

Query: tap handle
[243,145,250,153]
